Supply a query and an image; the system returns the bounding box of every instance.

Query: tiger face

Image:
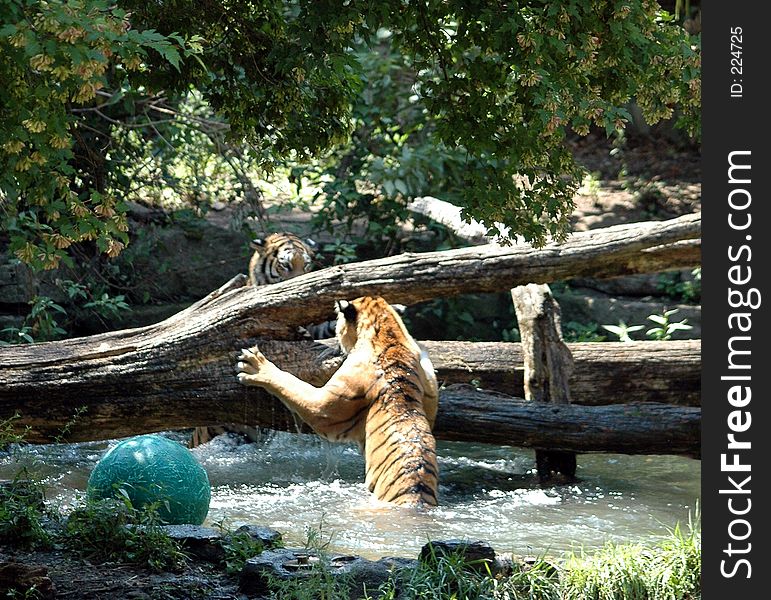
[248,233,315,286]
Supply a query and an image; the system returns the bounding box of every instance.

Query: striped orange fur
[237,296,439,507]
[248,232,314,286]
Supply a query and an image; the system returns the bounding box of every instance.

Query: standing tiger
[237,296,440,507]
[190,232,317,448]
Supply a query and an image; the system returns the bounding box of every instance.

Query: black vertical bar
[702,2,767,597]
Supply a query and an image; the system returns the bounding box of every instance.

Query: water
[1,431,700,560]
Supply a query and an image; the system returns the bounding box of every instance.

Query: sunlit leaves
[1,0,701,270]
[0,0,192,269]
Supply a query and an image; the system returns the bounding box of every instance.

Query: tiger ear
[335,300,357,322]
[304,238,317,249]
[250,238,265,250]
[391,303,407,315]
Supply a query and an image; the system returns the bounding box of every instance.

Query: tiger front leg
[236,346,368,436]
[236,347,278,388]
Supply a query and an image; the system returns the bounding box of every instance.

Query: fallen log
[0,215,700,445]
[428,339,700,407]
[0,335,699,446]
[436,386,700,458]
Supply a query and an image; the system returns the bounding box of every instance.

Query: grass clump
[377,541,504,600]
[0,474,51,549]
[215,524,267,574]
[500,558,562,600]
[61,493,188,572]
[562,543,652,599]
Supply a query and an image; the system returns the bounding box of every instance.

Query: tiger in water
[190,232,318,448]
[237,296,439,507]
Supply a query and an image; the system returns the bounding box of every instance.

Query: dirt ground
[1,129,701,600]
[0,547,243,599]
[568,128,700,230]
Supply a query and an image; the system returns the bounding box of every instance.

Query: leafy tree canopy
[1,0,700,270]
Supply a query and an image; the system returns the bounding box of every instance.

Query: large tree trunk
[430,340,700,407]
[0,336,700,448]
[437,386,699,458]
[0,215,700,448]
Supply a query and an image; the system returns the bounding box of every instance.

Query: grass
[62,493,189,571]
[561,521,700,600]
[283,520,701,600]
[214,522,268,574]
[0,473,51,549]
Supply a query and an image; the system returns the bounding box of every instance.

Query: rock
[419,540,497,574]
[161,524,224,563]
[230,524,282,548]
[0,562,55,599]
[240,549,392,599]
[569,273,670,297]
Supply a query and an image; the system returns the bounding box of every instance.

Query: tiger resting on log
[237,296,440,507]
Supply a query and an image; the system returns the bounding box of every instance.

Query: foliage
[602,320,645,342]
[562,321,607,343]
[62,493,188,571]
[0,0,197,270]
[376,544,499,600]
[502,558,562,600]
[2,0,701,273]
[561,519,701,600]
[0,285,131,344]
[0,472,51,548]
[645,309,692,341]
[658,267,701,303]
[604,308,692,342]
[0,412,29,450]
[213,522,269,575]
[297,1,700,248]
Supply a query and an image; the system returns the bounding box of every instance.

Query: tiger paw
[236,347,271,385]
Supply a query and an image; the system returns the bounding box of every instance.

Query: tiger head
[334,296,409,354]
[249,233,315,286]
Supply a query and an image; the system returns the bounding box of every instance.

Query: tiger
[248,232,315,286]
[190,232,317,448]
[236,296,440,507]
[250,233,337,340]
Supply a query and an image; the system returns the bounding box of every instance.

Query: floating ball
[87,434,210,525]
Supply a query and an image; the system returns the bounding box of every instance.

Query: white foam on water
[0,432,700,560]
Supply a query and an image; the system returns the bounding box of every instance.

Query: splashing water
[1,431,700,559]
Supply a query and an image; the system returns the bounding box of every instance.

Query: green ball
[87,434,210,525]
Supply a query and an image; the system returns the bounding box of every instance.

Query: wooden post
[511,283,577,483]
